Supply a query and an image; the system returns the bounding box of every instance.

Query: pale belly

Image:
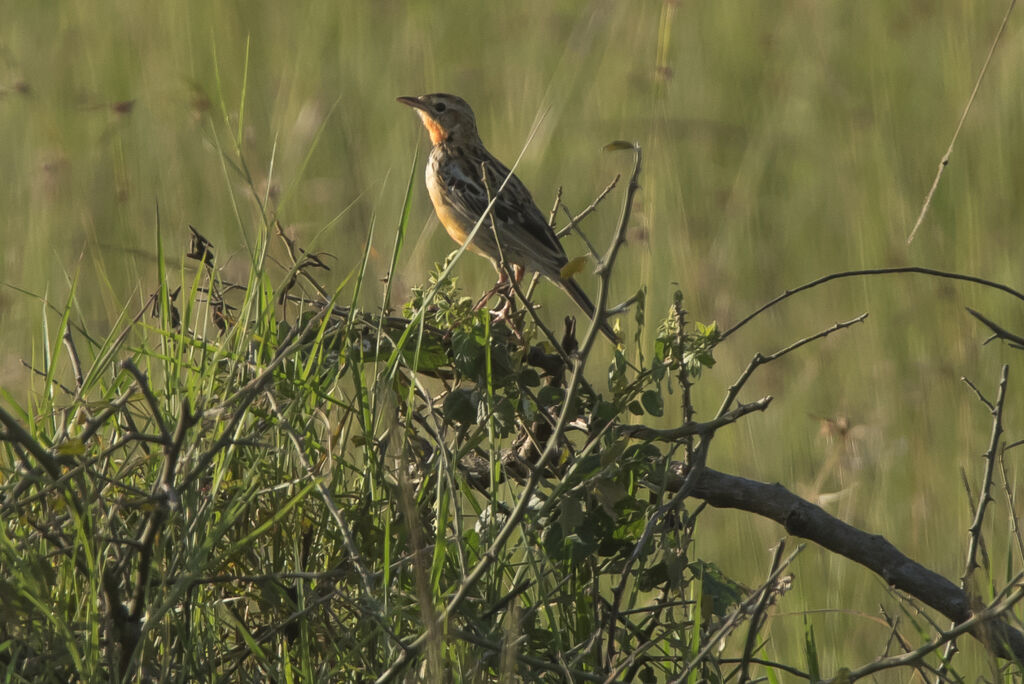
[426,169,490,258]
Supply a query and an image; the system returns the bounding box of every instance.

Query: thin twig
[846,576,1024,681]
[966,307,1024,349]
[0,405,62,480]
[547,185,563,229]
[617,397,772,442]
[962,366,1008,582]
[718,314,868,418]
[63,328,84,391]
[665,544,804,684]
[878,607,933,682]
[721,268,1024,344]
[961,375,994,411]
[907,0,1017,244]
[999,450,1024,565]
[556,175,620,238]
[739,540,787,683]
[121,360,170,444]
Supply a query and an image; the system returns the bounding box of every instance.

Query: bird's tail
[561,278,620,343]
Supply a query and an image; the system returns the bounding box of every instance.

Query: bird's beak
[398,95,446,145]
[397,96,429,113]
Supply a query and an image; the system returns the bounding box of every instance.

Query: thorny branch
[937,364,1010,676]
[963,366,1009,584]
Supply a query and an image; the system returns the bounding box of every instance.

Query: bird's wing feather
[436,147,568,274]
[480,153,567,260]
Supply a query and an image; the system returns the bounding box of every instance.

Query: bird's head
[397,93,479,146]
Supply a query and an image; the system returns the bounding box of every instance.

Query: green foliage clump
[0,222,767,682]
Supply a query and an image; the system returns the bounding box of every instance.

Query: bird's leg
[489,265,528,337]
[488,268,517,321]
[472,268,510,312]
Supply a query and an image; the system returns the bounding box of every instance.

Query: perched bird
[398,93,618,342]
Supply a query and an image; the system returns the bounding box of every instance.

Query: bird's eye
[434,102,447,113]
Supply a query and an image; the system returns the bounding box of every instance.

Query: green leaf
[490,396,515,434]
[593,478,627,517]
[536,385,565,408]
[543,524,566,561]
[804,616,821,681]
[442,388,478,426]
[590,397,619,428]
[607,349,628,393]
[641,390,664,417]
[559,498,585,537]
[600,439,628,467]
[638,561,669,591]
[451,329,485,378]
[518,368,541,387]
[689,560,747,617]
[564,533,598,563]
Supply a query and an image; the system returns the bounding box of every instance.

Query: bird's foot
[489,295,514,323]
[490,299,526,342]
[473,275,513,313]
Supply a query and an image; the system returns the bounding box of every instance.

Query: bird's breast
[426,154,484,254]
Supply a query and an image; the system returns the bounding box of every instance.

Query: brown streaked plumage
[398,93,618,342]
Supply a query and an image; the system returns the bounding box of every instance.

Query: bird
[397,92,618,343]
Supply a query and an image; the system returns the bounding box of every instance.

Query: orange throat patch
[418,113,447,145]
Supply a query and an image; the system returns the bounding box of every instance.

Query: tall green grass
[2,1,1023,678]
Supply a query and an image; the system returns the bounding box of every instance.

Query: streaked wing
[480,152,566,260]
[437,148,568,273]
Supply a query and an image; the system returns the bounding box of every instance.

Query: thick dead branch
[675,466,1024,661]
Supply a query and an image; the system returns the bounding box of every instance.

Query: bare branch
[961,375,994,411]
[962,366,1008,583]
[719,314,867,417]
[556,174,620,238]
[618,397,772,442]
[677,466,1024,661]
[721,268,1024,344]
[967,307,1024,349]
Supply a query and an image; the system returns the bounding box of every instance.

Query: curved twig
[720,268,1024,344]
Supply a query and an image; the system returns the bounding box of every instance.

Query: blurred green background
[2,1,1022,674]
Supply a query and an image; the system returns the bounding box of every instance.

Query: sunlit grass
[2,1,1022,677]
